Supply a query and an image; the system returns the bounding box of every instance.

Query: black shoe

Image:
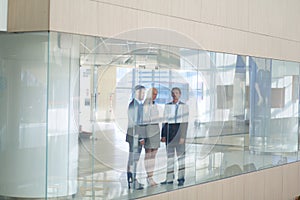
[127,172,133,189]
[139,182,145,187]
[177,178,185,186]
[160,180,174,185]
[178,180,184,186]
[133,181,144,190]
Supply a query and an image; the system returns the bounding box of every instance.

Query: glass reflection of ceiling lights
[79,36,183,70]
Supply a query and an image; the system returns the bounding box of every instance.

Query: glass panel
[248,57,274,169]
[249,57,272,152]
[214,53,246,178]
[47,32,79,198]
[2,31,300,199]
[179,49,213,184]
[77,35,98,199]
[0,32,48,198]
[194,50,220,183]
[270,60,299,164]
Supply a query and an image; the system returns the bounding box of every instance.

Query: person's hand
[161,137,166,143]
[139,139,145,145]
[179,138,185,144]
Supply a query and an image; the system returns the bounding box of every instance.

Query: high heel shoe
[147,177,158,186]
[127,172,133,189]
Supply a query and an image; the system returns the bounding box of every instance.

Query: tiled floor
[73,121,297,199]
[74,122,245,199]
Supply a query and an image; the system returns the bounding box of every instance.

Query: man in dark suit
[161,87,189,186]
[126,85,146,190]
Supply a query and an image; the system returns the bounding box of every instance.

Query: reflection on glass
[161,87,189,186]
[125,85,146,190]
[270,60,299,154]
[143,87,160,187]
[0,32,48,198]
[249,57,272,152]
[1,31,300,200]
[47,32,79,197]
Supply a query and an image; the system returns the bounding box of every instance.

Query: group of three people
[126,85,188,190]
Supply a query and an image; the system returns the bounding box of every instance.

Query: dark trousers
[166,142,185,181]
[126,125,146,181]
[127,135,143,173]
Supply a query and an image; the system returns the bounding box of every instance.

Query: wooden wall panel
[139,162,300,200]
[7,0,49,32]
[6,0,300,62]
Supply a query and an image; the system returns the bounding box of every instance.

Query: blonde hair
[144,87,158,105]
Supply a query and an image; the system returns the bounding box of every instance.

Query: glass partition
[249,57,272,153]
[0,32,48,198]
[215,53,247,178]
[1,31,300,200]
[47,32,80,197]
[269,60,299,163]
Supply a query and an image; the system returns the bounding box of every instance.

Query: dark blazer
[161,101,188,144]
[126,99,146,142]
